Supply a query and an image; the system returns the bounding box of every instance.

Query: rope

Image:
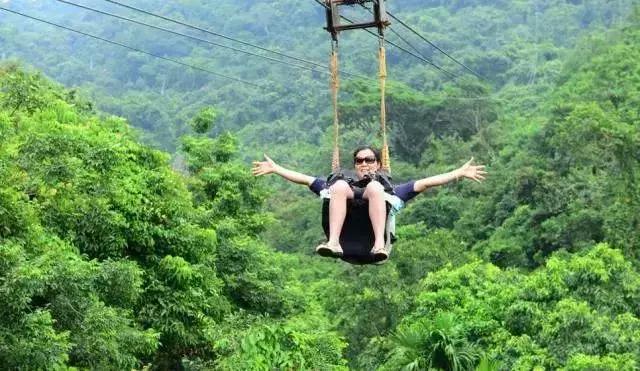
[324,3,391,173]
[330,41,340,174]
[378,37,390,173]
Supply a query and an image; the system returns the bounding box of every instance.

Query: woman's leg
[363,181,386,253]
[327,180,354,245]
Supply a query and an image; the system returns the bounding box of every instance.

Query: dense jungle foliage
[1,0,639,369]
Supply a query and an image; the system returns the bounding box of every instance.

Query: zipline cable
[358,3,441,72]
[386,11,484,80]
[387,26,430,63]
[376,32,458,80]
[0,6,262,88]
[102,0,368,80]
[56,0,348,79]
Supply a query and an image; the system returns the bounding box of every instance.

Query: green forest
[1,0,639,369]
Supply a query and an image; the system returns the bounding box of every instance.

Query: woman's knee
[364,181,385,197]
[329,180,352,195]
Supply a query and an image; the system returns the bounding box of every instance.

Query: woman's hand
[252,154,278,176]
[458,157,487,183]
[411,157,488,192]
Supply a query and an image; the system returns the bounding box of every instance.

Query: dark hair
[352,145,381,164]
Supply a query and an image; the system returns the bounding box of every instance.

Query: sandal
[371,245,389,262]
[315,241,343,258]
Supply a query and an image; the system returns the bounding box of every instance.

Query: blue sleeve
[309,178,327,196]
[393,181,419,202]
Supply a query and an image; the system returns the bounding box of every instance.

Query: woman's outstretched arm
[413,157,487,193]
[252,154,315,186]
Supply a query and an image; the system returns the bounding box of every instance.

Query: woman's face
[354,148,380,179]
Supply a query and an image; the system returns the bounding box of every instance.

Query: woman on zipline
[252,145,486,260]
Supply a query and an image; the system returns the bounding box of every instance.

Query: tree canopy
[1,1,639,369]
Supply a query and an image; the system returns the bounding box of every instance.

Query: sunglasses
[354,156,377,165]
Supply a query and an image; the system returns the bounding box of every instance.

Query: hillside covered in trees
[1,0,639,369]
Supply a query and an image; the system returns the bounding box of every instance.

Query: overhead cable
[0,6,262,88]
[57,0,339,78]
[102,0,369,80]
[387,26,429,61]
[386,11,484,80]
[359,3,448,77]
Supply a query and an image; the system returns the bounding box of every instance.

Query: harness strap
[325,171,394,195]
